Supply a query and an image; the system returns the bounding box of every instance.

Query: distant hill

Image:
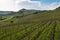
[17,8,40,15]
[8,8,41,17]
[0,7,60,17]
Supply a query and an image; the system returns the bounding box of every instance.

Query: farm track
[31,21,52,40]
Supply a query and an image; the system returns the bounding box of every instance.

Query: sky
[0,0,60,11]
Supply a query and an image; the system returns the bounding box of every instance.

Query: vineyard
[0,7,60,40]
[0,19,60,40]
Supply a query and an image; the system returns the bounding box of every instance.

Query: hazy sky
[0,0,60,11]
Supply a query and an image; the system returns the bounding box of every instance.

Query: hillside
[16,7,60,23]
[0,7,60,40]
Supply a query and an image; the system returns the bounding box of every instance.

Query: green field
[0,7,60,40]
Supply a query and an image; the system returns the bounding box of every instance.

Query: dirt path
[0,16,14,22]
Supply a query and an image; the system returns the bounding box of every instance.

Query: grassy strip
[54,20,60,40]
[37,21,55,40]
